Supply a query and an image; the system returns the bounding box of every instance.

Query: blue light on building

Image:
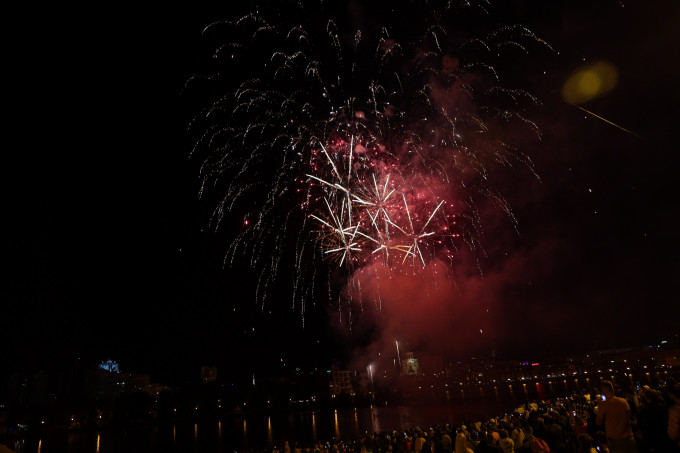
[99,360,120,373]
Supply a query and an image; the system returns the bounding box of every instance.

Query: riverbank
[2,371,678,453]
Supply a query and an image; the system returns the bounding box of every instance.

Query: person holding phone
[595,380,638,453]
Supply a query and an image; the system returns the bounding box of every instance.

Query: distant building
[330,363,354,397]
[129,374,150,391]
[201,366,218,383]
[402,352,419,376]
[30,371,49,405]
[98,360,120,373]
[147,383,172,396]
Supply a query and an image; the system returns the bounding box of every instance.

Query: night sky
[4,0,680,387]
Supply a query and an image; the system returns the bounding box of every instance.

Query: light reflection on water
[217,420,222,451]
[267,416,273,446]
[371,406,380,434]
[8,374,669,453]
[8,403,507,453]
[311,412,317,442]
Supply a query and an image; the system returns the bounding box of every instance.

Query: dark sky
[3,0,679,387]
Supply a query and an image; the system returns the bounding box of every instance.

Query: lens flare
[562,61,618,104]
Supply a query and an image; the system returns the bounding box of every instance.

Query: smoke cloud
[331,232,569,375]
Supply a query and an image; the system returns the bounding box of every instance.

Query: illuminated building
[129,374,150,391]
[402,352,419,376]
[98,360,120,373]
[330,363,354,397]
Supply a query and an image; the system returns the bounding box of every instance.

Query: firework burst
[185,0,553,326]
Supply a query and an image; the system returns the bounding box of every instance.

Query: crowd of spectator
[273,379,680,453]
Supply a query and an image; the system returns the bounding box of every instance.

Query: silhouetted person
[498,429,514,453]
[441,429,452,453]
[543,415,567,453]
[576,433,597,453]
[475,432,502,453]
[511,424,526,450]
[533,418,546,442]
[455,432,474,453]
[636,387,674,453]
[666,384,680,452]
